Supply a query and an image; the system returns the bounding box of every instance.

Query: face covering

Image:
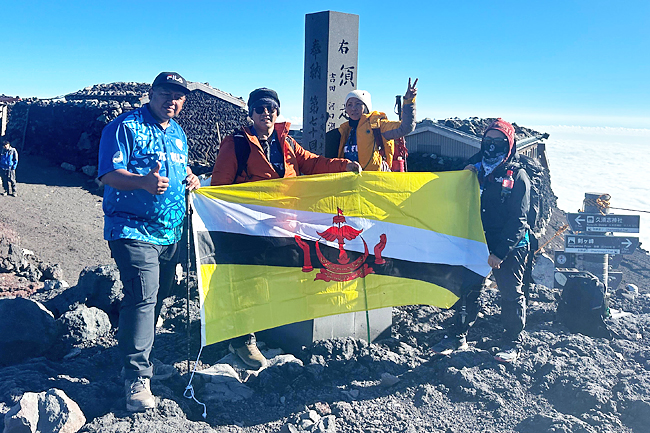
[481,153,506,176]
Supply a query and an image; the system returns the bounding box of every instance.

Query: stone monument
[302,11,359,155]
[258,12,392,353]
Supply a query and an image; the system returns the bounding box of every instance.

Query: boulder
[17,262,42,282]
[532,253,555,289]
[195,364,253,402]
[39,263,64,281]
[43,279,70,292]
[57,304,111,346]
[3,392,39,433]
[76,132,92,151]
[3,388,86,433]
[46,265,122,319]
[314,415,337,433]
[60,162,76,172]
[81,165,96,177]
[0,298,57,365]
[0,240,22,273]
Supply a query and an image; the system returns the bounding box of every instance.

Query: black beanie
[248,88,280,116]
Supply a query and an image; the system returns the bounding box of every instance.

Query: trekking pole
[185,189,193,374]
[394,96,402,120]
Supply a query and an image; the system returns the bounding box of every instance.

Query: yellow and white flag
[192,171,490,347]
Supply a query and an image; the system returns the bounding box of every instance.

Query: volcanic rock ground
[1,155,650,432]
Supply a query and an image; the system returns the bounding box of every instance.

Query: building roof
[187,82,245,108]
[408,119,548,152]
[407,122,482,150]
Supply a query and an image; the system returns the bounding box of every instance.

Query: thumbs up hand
[143,161,169,195]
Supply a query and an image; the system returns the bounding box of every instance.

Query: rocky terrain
[1,152,650,432]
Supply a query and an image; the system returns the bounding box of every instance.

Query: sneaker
[432,335,468,355]
[0,192,6,196]
[229,341,267,369]
[125,377,155,412]
[494,346,518,363]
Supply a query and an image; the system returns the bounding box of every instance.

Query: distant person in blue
[1,140,19,197]
[432,118,530,364]
[98,72,200,412]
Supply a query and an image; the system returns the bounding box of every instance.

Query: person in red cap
[432,118,530,363]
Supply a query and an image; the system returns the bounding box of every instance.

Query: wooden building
[406,119,549,167]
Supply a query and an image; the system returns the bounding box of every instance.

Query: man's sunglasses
[253,105,277,114]
[482,136,509,147]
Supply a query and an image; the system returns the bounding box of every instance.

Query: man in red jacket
[211,88,360,368]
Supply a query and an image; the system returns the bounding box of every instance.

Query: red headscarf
[484,118,516,160]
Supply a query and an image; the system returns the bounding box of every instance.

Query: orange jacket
[211,122,350,185]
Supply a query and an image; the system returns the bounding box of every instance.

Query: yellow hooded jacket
[337,111,403,171]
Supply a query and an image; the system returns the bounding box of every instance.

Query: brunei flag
[192,171,490,347]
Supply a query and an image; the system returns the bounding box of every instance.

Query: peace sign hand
[405,77,418,99]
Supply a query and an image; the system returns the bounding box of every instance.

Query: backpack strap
[233,129,250,181]
[372,128,386,159]
[285,135,296,152]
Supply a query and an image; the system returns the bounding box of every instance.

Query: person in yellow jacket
[337,78,417,171]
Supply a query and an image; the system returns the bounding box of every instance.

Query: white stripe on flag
[193,195,491,277]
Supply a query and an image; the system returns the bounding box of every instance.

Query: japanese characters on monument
[303,11,359,154]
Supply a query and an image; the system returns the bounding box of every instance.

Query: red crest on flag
[294,208,387,282]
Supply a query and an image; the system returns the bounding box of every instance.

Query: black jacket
[473,153,531,260]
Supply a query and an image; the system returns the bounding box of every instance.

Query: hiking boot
[229,341,267,369]
[432,335,468,355]
[494,346,518,363]
[125,377,155,412]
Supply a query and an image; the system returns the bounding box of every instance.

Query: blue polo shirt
[98,104,188,245]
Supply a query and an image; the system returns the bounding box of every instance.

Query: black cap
[248,88,280,109]
[152,72,190,94]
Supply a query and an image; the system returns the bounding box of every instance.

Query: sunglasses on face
[482,136,509,148]
[253,105,277,114]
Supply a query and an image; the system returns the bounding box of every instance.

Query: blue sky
[3,0,649,129]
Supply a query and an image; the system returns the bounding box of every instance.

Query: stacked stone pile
[175,90,249,174]
[0,237,67,298]
[66,82,150,104]
[428,117,543,140]
[4,82,248,175]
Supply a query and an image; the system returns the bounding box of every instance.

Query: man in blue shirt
[0,140,18,197]
[98,72,200,412]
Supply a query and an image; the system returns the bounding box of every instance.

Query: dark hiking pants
[492,245,529,343]
[1,169,16,195]
[109,239,178,380]
[452,245,529,344]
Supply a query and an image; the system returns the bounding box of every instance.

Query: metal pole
[215,122,221,144]
[582,192,609,291]
[185,190,193,374]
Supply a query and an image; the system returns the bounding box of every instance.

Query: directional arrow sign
[565,235,639,254]
[567,213,640,233]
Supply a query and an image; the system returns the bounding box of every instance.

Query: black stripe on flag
[197,231,482,298]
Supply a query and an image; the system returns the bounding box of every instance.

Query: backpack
[232,129,295,181]
[507,154,546,237]
[468,151,549,238]
[555,271,611,338]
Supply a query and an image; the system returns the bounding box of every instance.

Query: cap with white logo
[152,72,190,94]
